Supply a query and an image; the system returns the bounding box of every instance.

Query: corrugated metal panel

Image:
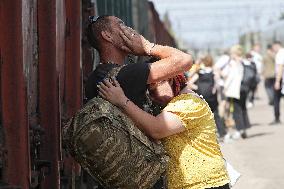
[132,0,151,39]
[22,1,38,188]
[82,0,98,97]
[38,0,64,188]
[148,2,177,47]
[0,0,30,188]
[63,0,82,188]
[96,0,133,27]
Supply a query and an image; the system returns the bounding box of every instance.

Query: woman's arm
[98,79,185,140]
[146,45,193,84]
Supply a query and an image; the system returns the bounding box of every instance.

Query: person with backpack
[247,43,263,107]
[243,53,258,104]
[190,55,228,141]
[222,45,252,139]
[245,53,260,108]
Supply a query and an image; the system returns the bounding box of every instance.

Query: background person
[190,54,228,141]
[250,43,263,77]
[262,44,276,105]
[244,53,258,109]
[247,44,263,108]
[214,50,231,123]
[222,45,250,139]
[270,41,284,125]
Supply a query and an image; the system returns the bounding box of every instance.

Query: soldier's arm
[147,45,193,84]
[119,25,193,84]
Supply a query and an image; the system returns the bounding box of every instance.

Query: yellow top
[163,93,230,189]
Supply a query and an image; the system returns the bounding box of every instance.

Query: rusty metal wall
[37,0,65,188]
[0,0,82,188]
[0,0,31,188]
[62,0,82,188]
[0,0,176,188]
[96,0,133,27]
[148,2,177,47]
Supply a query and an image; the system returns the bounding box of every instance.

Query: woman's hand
[98,78,128,107]
[119,25,154,56]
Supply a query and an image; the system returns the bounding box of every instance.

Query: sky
[151,0,284,49]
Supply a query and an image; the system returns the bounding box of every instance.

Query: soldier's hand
[119,25,153,56]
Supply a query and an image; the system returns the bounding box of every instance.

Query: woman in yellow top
[98,75,230,189]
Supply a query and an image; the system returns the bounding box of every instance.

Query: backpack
[240,61,258,94]
[195,70,218,106]
[63,66,169,189]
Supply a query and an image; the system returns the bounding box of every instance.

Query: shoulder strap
[106,65,125,78]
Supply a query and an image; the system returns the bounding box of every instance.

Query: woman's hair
[148,74,187,98]
[147,58,187,97]
[230,44,244,57]
[201,54,213,67]
[245,53,252,59]
[171,74,187,96]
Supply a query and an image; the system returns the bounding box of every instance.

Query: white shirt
[214,55,230,87]
[199,67,213,74]
[223,60,243,99]
[275,48,284,63]
[251,51,263,74]
[215,55,230,69]
[275,48,284,93]
[275,48,284,72]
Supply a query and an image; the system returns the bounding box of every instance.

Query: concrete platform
[221,84,284,189]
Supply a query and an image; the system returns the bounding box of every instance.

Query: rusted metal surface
[65,0,82,120]
[82,0,98,84]
[0,0,30,188]
[148,2,177,47]
[22,0,38,187]
[23,0,38,127]
[38,0,63,188]
[62,0,82,187]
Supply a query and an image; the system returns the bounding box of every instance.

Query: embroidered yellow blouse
[162,93,230,189]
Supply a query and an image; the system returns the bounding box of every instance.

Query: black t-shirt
[85,62,150,109]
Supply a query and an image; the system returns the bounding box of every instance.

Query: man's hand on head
[119,25,153,56]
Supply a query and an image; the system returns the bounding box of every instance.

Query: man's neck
[100,48,127,65]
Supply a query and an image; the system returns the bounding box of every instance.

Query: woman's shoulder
[164,93,207,113]
[164,93,214,130]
